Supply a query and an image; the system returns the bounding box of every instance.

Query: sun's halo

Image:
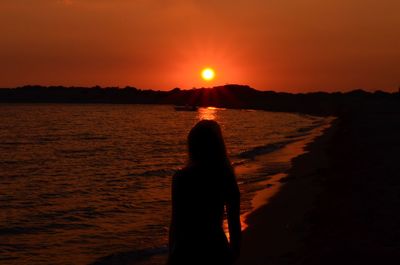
[201,68,215,81]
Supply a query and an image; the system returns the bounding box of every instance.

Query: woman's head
[188,120,229,166]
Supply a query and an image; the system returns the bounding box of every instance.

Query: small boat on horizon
[174,105,198,111]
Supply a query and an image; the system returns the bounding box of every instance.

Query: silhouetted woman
[168,120,241,265]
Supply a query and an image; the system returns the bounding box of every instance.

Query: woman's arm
[226,173,242,260]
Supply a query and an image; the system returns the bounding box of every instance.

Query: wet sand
[237,101,400,264]
[236,117,335,265]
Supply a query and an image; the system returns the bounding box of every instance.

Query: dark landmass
[0,85,398,116]
[301,103,400,264]
[238,98,400,264]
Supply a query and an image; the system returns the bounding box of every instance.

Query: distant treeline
[0,85,398,116]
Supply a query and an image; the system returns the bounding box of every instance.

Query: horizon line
[1,84,398,94]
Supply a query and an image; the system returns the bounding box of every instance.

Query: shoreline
[236,117,337,264]
[229,117,333,235]
[236,99,400,264]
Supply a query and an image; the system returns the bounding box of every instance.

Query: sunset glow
[198,107,218,120]
[201,68,215,81]
[0,1,399,91]
[1,1,399,264]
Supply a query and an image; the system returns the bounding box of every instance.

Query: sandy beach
[237,100,400,264]
[235,117,336,265]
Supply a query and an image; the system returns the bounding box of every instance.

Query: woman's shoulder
[173,165,201,182]
[172,168,192,189]
[172,166,187,178]
[174,166,193,177]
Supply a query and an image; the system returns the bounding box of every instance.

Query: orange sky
[0,0,399,92]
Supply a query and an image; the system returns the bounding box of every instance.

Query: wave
[90,246,168,265]
[125,168,177,178]
[296,124,320,133]
[0,222,98,236]
[284,122,325,139]
[54,147,109,158]
[73,133,109,141]
[231,159,249,167]
[0,141,34,146]
[237,140,297,160]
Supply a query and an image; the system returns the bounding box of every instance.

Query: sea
[0,104,327,265]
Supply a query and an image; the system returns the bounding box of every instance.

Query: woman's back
[172,165,228,238]
[168,120,241,265]
[169,165,237,264]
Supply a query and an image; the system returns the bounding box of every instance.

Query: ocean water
[0,104,326,265]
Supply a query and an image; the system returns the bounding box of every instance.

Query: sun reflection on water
[198,107,218,120]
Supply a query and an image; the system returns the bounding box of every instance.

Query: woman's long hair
[187,120,231,170]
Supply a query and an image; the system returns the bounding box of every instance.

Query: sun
[201,68,215,81]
